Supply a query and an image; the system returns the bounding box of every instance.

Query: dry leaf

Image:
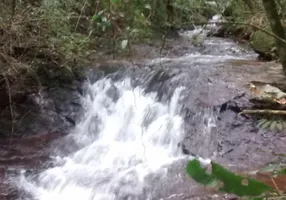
[273,98,286,105]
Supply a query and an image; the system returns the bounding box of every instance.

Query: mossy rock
[249,29,277,61]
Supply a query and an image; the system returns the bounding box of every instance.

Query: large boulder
[249,29,277,61]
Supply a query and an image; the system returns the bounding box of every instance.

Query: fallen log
[239,109,286,115]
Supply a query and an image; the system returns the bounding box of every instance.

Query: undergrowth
[0,0,219,100]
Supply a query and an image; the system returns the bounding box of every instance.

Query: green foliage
[186,159,217,186]
[276,167,286,175]
[0,0,231,63]
[91,0,222,43]
[121,39,128,50]
[186,159,273,198]
[257,118,286,132]
[92,10,112,32]
[211,162,272,196]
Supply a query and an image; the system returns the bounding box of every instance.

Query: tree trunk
[262,0,286,76]
[166,0,174,24]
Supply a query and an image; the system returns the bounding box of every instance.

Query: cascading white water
[17,78,187,200]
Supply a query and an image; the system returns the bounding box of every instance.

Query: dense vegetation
[0,0,218,105]
[1,0,286,83]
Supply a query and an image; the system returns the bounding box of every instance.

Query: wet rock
[217,93,250,114]
[0,73,85,137]
[36,61,89,86]
[182,94,248,159]
[183,86,286,170]
[144,69,178,101]
[246,81,286,110]
[106,84,120,102]
[249,29,277,61]
[72,66,88,82]
[210,25,232,38]
[211,24,251,41]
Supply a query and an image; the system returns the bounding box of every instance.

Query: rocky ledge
[0,64,88,138]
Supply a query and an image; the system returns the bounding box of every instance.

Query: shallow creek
[1,30,285,200]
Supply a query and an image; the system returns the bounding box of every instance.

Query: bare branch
[239,109,286,115]
[3,74,14,144]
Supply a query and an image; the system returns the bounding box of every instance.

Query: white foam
[17,78,187,199]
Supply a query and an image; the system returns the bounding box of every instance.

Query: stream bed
[1,30,286,200]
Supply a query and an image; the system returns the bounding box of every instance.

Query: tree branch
[3,74,14,145]
[239,109,286,115]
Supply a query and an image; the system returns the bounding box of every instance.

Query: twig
[10,0,16,22]
[160,34,166,55]
[74,0,88,32]
[159,33,167,69]
[270,177,281,196]
[3,74,14,145]
[127,36,134,65]
[239,109,286,115]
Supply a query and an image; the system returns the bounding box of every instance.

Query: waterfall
[17,78,187,200]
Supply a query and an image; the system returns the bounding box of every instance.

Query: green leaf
[186,159,217,186]
[261,120,272,129]
[270,121,278,131]
[211,162,272,196]
[145,4,151,9]
[98,10,104,16]
[186,159,273,197]
[101,16,108,22]
[121,39,128,50]
[257,119,266,128]
[131,28,139,33]
[92,15,99,21]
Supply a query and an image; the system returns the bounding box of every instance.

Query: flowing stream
[16,31,251,200]
[5,27,284,200]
